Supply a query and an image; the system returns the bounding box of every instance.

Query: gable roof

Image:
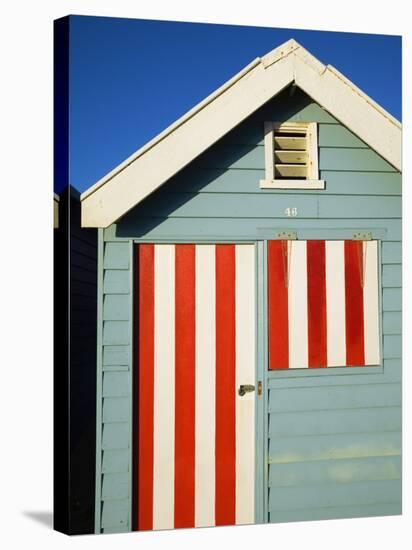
[81,39,402,227]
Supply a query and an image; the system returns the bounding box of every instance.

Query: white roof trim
[81,57,262,201]
[81,39,401,227]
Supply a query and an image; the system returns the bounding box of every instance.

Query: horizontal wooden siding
[98,240,132,532]
[97,89,401,529]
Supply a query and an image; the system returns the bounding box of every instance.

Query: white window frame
[260,121,325,189]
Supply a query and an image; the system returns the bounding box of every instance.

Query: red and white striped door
[135,243,256,531]
[268,240,380,369]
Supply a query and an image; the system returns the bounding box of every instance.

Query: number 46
[284,207,298,217]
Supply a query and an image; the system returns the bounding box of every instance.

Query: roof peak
[81,38,401,227]
[261,38,302,63]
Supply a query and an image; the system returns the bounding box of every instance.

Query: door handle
[238,384,255,396]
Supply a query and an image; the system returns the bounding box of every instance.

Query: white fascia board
[81,54,295,227]
[82,38,300,209]
[293,50,401,171]
[81,39,401,228]
[81,57,262,202]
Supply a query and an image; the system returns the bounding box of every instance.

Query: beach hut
[80,39,402,534]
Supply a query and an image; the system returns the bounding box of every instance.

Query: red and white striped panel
[268,240,380,369]
[135,244,256,531]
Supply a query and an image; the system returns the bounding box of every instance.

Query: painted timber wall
[95,88,401,532]
[54,187,97,534]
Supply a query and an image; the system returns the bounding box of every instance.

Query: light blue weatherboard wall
[96,87,401,532]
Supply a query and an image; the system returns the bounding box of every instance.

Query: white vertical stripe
[363,241,380,365]
[153,244,175,530]
[235,245,256,525]
[326,241,347,367]
[195,245,216,527]
[288,241,308,368]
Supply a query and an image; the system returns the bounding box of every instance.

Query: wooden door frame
[129,240,267,528]
[255,240,268,524]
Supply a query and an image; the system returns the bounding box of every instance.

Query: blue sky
[67,16,401,193]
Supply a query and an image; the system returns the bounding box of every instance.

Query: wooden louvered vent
[261,121,323,188]
[274,123,309,179]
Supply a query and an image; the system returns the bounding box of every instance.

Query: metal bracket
[352,231,372,241]
[275,231,297,240]
[238,384,255,397]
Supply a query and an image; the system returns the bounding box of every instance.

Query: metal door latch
[238,384,255,396]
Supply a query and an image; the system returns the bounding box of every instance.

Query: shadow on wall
[116,87,312,238]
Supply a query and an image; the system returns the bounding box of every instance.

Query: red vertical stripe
[345,241,365,366]
[215,244,236,526]
[268,240,289,369]
[174,245,196,528]
[307,241,327,367]
[137,244,155,530]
